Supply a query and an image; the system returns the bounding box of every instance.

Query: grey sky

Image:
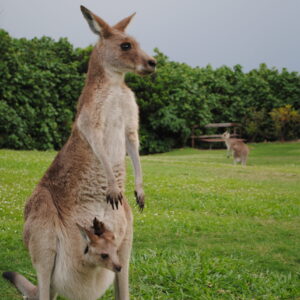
[1,0,300,72]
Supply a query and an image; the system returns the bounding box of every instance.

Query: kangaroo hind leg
[28,226,57,300]
[34,248,57,300]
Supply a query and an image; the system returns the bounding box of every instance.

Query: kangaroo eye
[101,253,109,259]
[120,42,131,51]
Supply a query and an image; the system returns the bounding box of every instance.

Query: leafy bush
[270,105,300,141]
[127,53,300,152]
[126,50,212,153]
[0,30,86,150]
[1,31,300,153]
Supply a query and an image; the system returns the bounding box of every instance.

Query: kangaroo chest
[97,86,134,165]
[74,84,137,206]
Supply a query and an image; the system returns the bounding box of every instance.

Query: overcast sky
[1,0,300,72]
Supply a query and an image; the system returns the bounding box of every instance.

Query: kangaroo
[222,131,249,166]
[3,218,122,300]
[3,5,156,300]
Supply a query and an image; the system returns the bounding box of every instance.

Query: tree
[1,31,300,153]
[270,105,300,141]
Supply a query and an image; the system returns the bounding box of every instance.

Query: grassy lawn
[0,142,299,299]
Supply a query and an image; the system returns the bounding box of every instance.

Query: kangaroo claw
[106,191,123,210]
[134,190,145,212]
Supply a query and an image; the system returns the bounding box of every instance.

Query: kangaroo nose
[148,59,157,68]
[114,265,122,273]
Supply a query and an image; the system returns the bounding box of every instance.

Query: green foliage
[270,104,300,141]
[0,30,87,150]
[126,49,212,153]
[127,53,300,153]
[242,107,269,142]
[1,31,300,153]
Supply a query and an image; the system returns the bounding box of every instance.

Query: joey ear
[80,5,112,38]
[77,223,93,244]
[113,13,136,32]
[93,218,106,236]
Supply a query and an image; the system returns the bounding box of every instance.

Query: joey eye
[101,253,109,260]
[120,42,131,51]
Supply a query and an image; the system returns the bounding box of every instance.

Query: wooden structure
[191,122,242,148]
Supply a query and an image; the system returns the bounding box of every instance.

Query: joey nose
[114,265,122,272]
[148,59,157,68]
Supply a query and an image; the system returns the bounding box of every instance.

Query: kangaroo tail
[3,271,37,298]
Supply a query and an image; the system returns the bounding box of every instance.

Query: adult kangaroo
[222,131,249,166]
[3,6,156,300]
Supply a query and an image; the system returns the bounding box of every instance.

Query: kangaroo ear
[93,218,106,236]
[80,6,112,38]
[113,13,136,32]
[77,223,94,244]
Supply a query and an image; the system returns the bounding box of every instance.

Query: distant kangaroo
[222,131,249,166]
[3,5,156,300]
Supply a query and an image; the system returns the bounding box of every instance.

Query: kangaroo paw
[134,190,145,212]
[106,187,123,210]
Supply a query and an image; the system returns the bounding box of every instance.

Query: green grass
[1,142,300,299]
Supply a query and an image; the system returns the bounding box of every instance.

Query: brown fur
[222,131,249,166]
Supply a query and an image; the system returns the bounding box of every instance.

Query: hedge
[1,30,299,153]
